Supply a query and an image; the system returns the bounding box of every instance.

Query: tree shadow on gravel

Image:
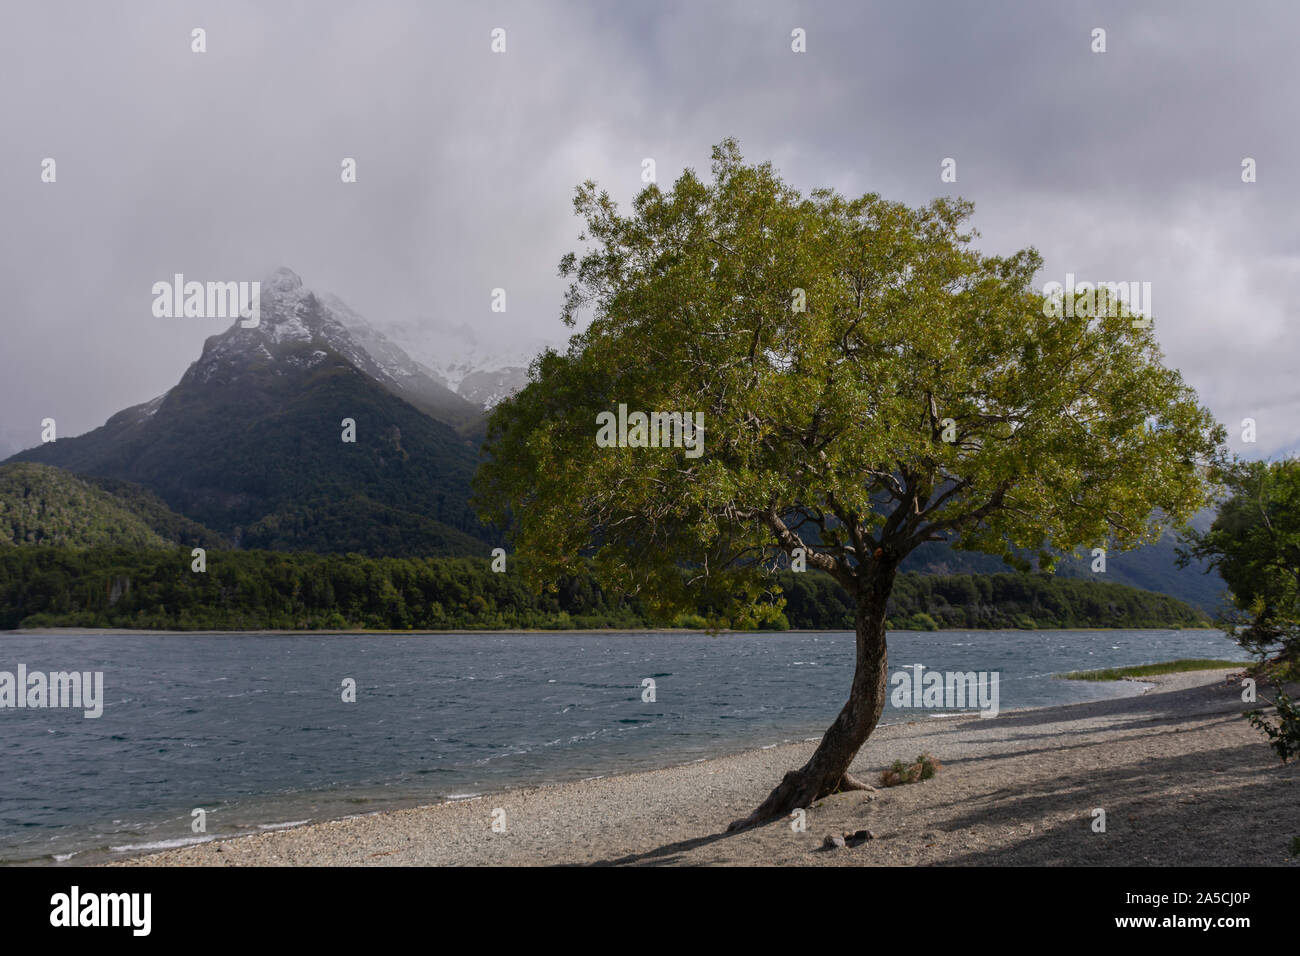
[928,713,1246,771]
[581,826,751,866]
[974,678,1250,732]
[910,741,1299,866]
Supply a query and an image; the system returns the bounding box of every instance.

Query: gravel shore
[113,669,1298,866]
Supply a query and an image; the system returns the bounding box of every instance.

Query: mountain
[314,293,485,430]
[7,269,495,557]
[450,365,533,410]
[0,462,225,549]
[902,509,1229,613]
[363,318,540,410]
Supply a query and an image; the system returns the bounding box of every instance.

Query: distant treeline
[0,547,1209,631]
[779,569,1209,630]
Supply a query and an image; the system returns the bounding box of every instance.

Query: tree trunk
[727,567,894,831]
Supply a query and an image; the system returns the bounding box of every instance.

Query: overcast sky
[1,0,1296,461]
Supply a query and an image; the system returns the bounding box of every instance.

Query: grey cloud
[0,0,1295,459]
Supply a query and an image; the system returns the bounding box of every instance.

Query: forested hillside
[0,463,224,550]
[0,548,1209,631]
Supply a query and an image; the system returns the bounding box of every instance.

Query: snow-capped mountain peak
[181,268,481,427]
[367,317,543,409]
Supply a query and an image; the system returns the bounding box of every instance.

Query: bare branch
[763,506,854,589]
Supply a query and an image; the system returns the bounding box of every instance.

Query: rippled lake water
[0,628,1248,864]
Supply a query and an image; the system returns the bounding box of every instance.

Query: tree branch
[764,506,854,589]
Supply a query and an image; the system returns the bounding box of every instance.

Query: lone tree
[474,140,1224,829]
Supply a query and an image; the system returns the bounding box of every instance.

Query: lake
[0,628,1248,865]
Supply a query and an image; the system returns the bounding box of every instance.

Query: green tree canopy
[475,140,1224,827]
[1182,458,1300,662]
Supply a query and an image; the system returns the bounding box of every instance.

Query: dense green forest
[780,568,1209,630]
[0,547,1209,631]
[0,463,225,550]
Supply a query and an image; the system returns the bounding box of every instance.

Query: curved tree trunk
[728,567,894,831]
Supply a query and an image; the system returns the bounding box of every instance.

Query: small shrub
[879,752,943,787]
[1246,683,1300,763]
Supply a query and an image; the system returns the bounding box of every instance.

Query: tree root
[832,772,877,793]
[726,768,874,832]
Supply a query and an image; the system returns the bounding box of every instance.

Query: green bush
[880,752,943,787]
[1247,683,1300,763]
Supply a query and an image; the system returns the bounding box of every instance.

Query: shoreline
[8,625,1217,636]
[24,663,1170,866]
[111,667,1297,867]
